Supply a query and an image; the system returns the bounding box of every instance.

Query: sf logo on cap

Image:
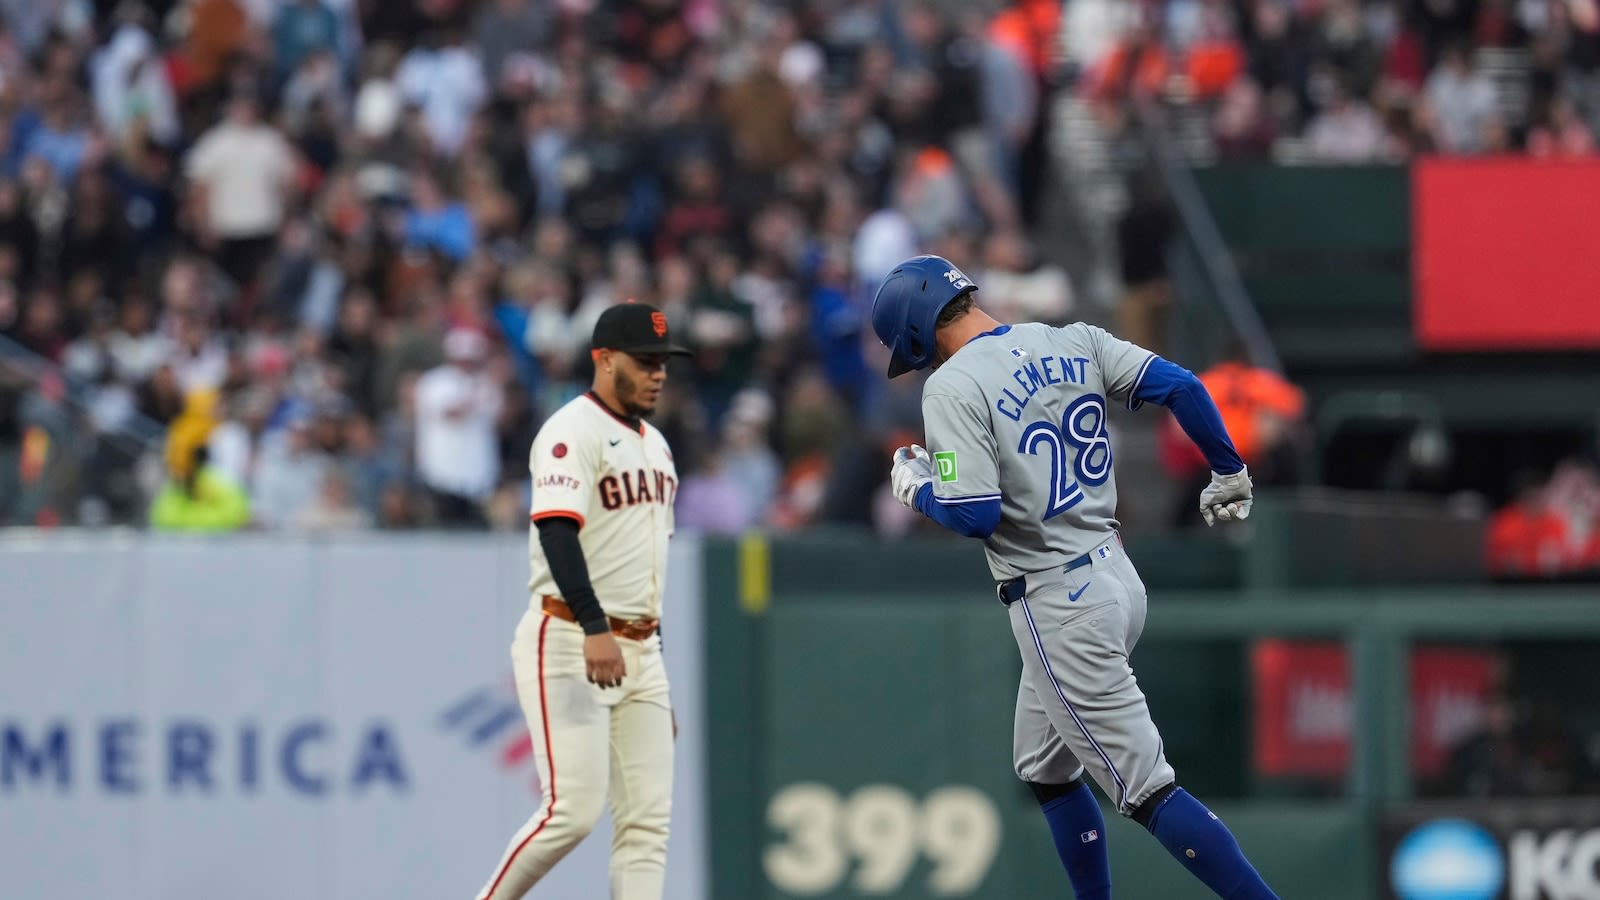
[651,312,668,337]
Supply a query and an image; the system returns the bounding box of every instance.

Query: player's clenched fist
[584,633,627,688]
[1199,465,1253,526]
[890,444,934,509]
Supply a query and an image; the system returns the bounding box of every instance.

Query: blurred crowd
[0,0,1079,534]
[1068,0,1600,162]
[1428,651,1600,798]
[3,0,1593,540]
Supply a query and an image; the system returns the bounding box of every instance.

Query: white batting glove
[1199,465,1253,526]
[890,444,934,510]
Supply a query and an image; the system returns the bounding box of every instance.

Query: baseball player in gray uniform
[871,255,1278,900]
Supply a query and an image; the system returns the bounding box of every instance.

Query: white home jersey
[527,393,679,620]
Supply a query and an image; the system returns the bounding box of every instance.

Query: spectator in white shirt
[166,315,230,396]
[108,294,170,383]
[1424,42,1501,154]
[395,26,488,157]
[979,230,1073,324]
[184,89,299,290]
[92,21,180,147]
[1306,83,1388,163]
[413,328,502,527]
[852,207,918,290]
[252,414,332,529]
[207,385,278,488]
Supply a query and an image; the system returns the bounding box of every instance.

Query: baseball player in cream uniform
[476,302,690,900]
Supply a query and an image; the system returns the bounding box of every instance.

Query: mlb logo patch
[1097,546,1111,560]
[1010,347,1029,360]
[1081,830,1099,843]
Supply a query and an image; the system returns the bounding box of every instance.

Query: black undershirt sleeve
[534,516,611,636]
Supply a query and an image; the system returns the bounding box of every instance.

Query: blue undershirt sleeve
[914,482,1003,539]
[1131,357,1245,475]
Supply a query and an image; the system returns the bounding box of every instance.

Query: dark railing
[0,334,168,448]
[0,332,166,526]
[1133,102,1284,374]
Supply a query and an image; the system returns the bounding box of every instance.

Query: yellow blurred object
[20,426,49,483]
[164,388,223,479]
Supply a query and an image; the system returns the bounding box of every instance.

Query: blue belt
[997,552,1092,607]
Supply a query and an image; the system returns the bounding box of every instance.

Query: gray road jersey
[922,322,1157,580]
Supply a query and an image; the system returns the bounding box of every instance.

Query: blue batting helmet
[870,255,978,377]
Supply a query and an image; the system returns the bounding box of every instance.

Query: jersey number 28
[1018,394,1112,519]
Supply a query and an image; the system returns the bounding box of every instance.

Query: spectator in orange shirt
[1182,7,1246,101]
[1202,346,1306,464]
[989,0,1060,79]
[1090,19,1175,107]
[988,0,1061,228]
[1486,470,1572,579]
[1164,342,1308,526]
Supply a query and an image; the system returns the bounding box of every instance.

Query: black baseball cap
[590,302,693,357]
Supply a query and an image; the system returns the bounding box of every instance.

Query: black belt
[997,552,1092,607]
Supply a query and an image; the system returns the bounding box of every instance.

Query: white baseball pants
[476,610,674,900]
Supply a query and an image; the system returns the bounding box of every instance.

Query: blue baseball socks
[1137,785,1279,900]
[1032,780,1112,900]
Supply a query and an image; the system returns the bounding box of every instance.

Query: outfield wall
[4,531,1597,900]
[703,534,1600,900]
[0,533,708,900]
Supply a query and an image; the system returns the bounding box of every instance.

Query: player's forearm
[913,483,1002,538]
[1168,381,1245,475]
[1133,359,1245,475]
[534,517,612,635]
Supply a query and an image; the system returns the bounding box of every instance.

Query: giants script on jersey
[599,468,678,510]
